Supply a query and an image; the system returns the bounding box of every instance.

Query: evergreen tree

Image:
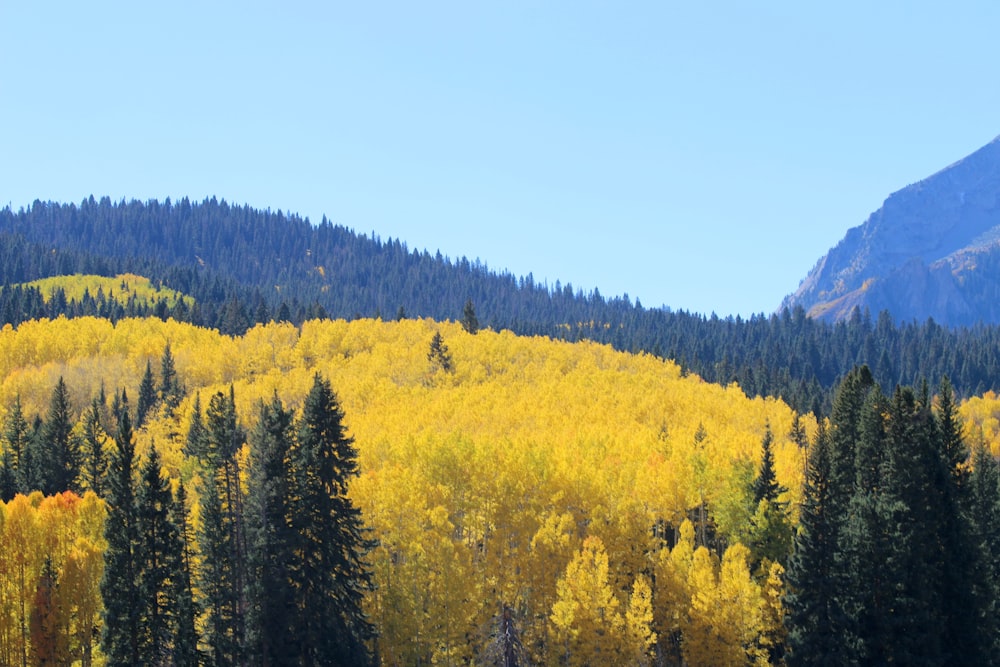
[4,395,30,495]
[40,376,78,494]
[784,415,855,664]
[0,446,15,502]
[80,400,108,497]
[159,343,183,411]
[201,387,247,666]
[136,360,158,429]
[748,423,792,568]
[246,394,298,665]
[289,373,375,666]
[136,444,180,664]
[428,331,454,373]
[462,298,480,334]
[184,393,208,459]
[968,441,1000,663]
[23,414,46,493]
[170,480,202,667]
[101,407,141,666]
[838,385,890,664]
[200,471,240,667]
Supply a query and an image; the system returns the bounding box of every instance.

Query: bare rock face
[782,136,1000,326]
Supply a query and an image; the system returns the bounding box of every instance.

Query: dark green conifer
[289,373,375,666]
[184,393,208,459]
[136,360,158,429]
[785,422,850,666]
[462,298,480,334]
[159,343,183,412]
[101,406,141,666]
[136,444,179,663]
[80,400,108,497]
[246,394,298,665]
[748,423,792,568]
[4,395,30,495]
[41,376,78,494]
[170,480,202,667]
[428,331,454,373]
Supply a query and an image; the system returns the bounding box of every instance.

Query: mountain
[783,135,1000,326]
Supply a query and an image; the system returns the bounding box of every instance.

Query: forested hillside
[2,315,999,664]
[7,198,1000,414]
[0,315,812,665]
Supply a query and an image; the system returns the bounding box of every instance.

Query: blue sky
[3,2,999,317]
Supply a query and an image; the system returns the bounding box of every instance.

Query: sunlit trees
[289,373,375,666]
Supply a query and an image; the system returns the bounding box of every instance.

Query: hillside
[0,315,809,665]
[9,200,1000,415]
[783,135,1000,326]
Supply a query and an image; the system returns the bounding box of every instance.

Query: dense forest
[3,315,1000,664]
[7,198,1000,415]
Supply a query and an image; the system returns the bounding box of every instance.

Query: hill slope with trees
[7,198,1000,414]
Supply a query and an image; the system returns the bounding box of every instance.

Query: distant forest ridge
[5,196,1000,414]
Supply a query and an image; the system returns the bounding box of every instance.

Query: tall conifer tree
[170,480,202,667]
[246,394,297,665]
[41,376,78,494]
[784,422,850,666]
[136,444,180,664]
[101,405,141,666]
[289,373,375,666]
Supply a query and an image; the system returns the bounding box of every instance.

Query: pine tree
[200,387,247,666]
[246,394,298,665]
[968,441,1000,663]
[41,376,78,494]
[80,400,108,497]
[784,422,851,666]
[136,444,180,664]
[838,384,890,664]
[159,343,183,411]
[136,361,158,429]
[428,331,454,373]
[4,395,30,495]
[289,373,375,666]
[184,393,208,459]
[200,471,239,667]
[101,406,141,666]
[0,446,15,502]
[170,480,202,667]
[748,423,792,568]
[462,298,480,334]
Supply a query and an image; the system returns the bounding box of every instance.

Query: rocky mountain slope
[782,136,1000,326]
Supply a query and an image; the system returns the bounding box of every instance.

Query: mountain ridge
[783,135,1000,325]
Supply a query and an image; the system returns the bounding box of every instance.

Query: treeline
[0,365,375,666]
[7,198,1000,413]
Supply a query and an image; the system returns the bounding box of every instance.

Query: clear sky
[3,2,999,317]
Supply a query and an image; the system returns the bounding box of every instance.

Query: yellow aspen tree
[686,542,767,667]
[654,519,695,663]
[682,546,731,666]
[4,493,42,667]
[0,501,13,667]
[623,575,657,666]
[550,536,625,666]
[60,537,104,666]
[758,560,786,665]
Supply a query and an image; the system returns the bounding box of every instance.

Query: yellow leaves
[0,492,105,667]
[550,536,624,664]
[0,315,817,664]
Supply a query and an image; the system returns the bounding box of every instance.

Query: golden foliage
[0,315,816,663]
